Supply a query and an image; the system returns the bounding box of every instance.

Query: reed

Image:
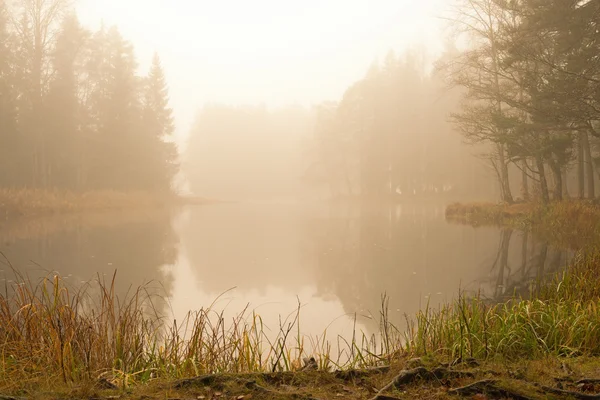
[445,200,600,246]
[403,250,600,360]
[0,265,393,390]
[0,188,177,220]
[1,248,598,391]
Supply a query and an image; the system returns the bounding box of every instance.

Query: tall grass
[404,250,600,360]
[0,267,393,390]
[446,200,600,247]
[1,249,599,390]
[0,189,175,220]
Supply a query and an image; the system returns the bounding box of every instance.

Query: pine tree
[140,53,178,193]
[44,14,90,188]
[87,27,141,190]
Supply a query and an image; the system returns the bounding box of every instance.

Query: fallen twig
[449,379,533,400]
[368,366,476,400]
[541,385,600,400]
[448,379,498,396]
[578,379,600,385]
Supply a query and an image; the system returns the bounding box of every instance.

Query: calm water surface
[0,202,569,342]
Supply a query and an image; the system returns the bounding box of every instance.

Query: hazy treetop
[76,0,449,140]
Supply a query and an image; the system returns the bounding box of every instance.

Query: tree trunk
[578,131,585,199]
[583,130,596,198]
[520,230,529,279]
[497,143,514,203]
[562,167,570,199]
[548,159,563,201]
[521,159,529,201]
[535,156,550,204]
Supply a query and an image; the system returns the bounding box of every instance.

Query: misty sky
[77,0,448,141]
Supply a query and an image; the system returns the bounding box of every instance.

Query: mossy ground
[7,356,600,400]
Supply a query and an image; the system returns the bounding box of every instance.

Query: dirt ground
[10,356,600,400]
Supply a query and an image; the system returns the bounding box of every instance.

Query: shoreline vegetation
[0,189,218,222]
[1,235,600,399]
[446,200,600,248]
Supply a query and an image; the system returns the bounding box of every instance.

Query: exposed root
[448,379,498,396]
[174,374,217,389]
[541,385,600,400]
[578,379,600,385]
[334,366,390,381]
[449,379,533,400]
[368,366,476,400]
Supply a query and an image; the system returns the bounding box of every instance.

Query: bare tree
[10,0,71,187]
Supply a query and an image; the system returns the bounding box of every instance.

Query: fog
[77,0,447,142]
[1,0,598,357]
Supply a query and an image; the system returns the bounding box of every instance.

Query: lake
[0,201,570,350]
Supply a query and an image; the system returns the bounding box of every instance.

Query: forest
[1,0,599,205]
[186,0,600,204]
[0,0,177,193]
[302,0,600,203]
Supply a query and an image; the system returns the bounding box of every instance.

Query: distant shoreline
[0,189,221,222]
[445,200,600,249]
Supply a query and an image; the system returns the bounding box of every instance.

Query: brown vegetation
[0,189,213,222]
[446,201,600,247]
[1,249,600,398]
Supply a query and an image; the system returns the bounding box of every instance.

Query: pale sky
[77,0,448,141]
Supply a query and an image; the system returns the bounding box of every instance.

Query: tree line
[305,49,494,201]
[307,0,600,204]
[0,0,177,193]
[442,0,599,203]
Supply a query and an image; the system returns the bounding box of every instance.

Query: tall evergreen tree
[44,14,89,188]
[140,53,178,193]
[87,27,141,190]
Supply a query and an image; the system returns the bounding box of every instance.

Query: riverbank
[0,189,215,221]
[1,248,599,399]
[445,200,600,248]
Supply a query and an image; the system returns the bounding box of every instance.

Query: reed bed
[0,189,176,220]
[404,250,600,361]
[446,200,600,247]
[0,266,393,390]
[1,248,598,390]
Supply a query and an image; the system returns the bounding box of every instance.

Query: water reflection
[0,209,178,318]
[478,229,572,301]
[0,202,570,345]
[176,202,570,339]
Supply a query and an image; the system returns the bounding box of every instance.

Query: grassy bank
[446,200,600,247]
[0,189,213,221]
[1,249,600,398]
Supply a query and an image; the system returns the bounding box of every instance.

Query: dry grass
[0,266,392,392]
[405,249,600,361]
[0,189,170,219]
[0,189,215,221]
[445,202,535,224]
[1,248,599,394]
[446,200,600,247]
